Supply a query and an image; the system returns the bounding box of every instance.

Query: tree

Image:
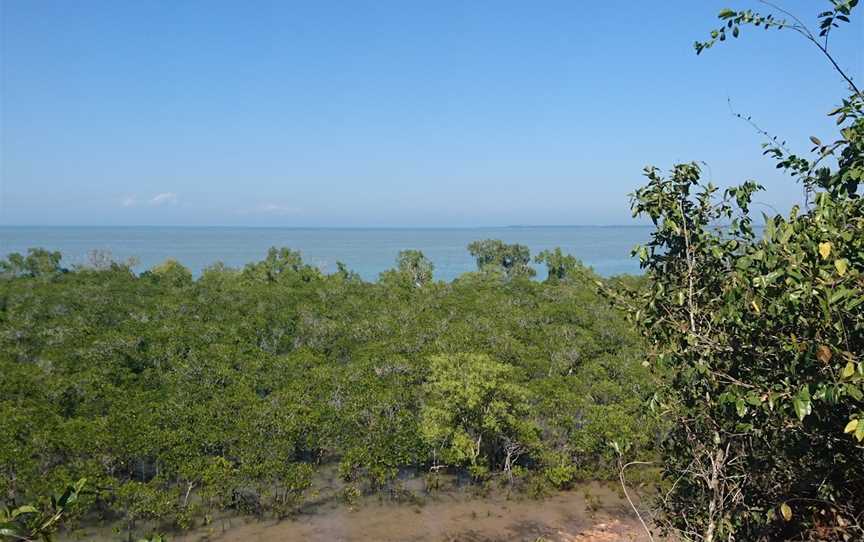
[146,259,193,287]
[467,239,536,279]
[396,250,434,287]
[0,249,64,279]
[336,356,426,489]
[242,247,320,283]
[535,248,583,283]
[420,353,538,479]
[621,3,864,540]
[378,250,434,289]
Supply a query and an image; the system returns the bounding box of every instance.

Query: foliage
[619,3,864,540]
[397,249,435,287]
[467,239,536,279]
[0,241,651,539]
[420,353,539,478]
[145,259,193,286]
[535,248,589,283]
[242,247,321,283]
[0,249,64,279]
[0,478,85,542]
[379,249,434,288]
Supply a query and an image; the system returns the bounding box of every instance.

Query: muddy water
[174,483,650,542]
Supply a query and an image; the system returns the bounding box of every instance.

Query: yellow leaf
[844,419,859,434]
[842,362,855,378]
[751,300,761,314]
[835,258,848,276]
[781,502,792,521]
[818,242,832,260]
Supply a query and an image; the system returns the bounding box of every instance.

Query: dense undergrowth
[0,244,655,538]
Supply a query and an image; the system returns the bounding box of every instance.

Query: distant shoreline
[1,224,654,230]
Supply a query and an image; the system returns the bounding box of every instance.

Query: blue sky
[1,1,861,226]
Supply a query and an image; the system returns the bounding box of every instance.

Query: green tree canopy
[467,239,535,279]
[420,353,539,478]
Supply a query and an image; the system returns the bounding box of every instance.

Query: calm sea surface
[0,226,649,281]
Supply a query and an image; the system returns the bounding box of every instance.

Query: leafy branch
[0,479,86,542]
[694,1,862,100]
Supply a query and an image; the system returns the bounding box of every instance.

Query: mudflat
[174,485,651,542]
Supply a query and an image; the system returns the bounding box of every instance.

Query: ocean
[0,226,650,281]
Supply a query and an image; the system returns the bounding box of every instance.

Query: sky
[1,0,862,227]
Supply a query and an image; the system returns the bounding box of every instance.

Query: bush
[620,3,864,539]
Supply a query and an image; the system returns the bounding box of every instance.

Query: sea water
[0,226,650,280]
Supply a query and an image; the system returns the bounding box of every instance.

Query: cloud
[235,203,302,216]
[119,193,179,208]
[149,192,178,206]
[258,203,300,215]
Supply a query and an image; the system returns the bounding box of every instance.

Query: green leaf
[735,398,747,417]
[842,362,855,379]
[829,288,850,305]
[793,388,811,421]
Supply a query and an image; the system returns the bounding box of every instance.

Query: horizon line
[0,224,653,229]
